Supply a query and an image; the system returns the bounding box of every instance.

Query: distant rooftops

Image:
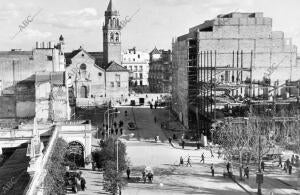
[217,12,263,18]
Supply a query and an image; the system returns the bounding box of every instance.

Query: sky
[0,0,300,53]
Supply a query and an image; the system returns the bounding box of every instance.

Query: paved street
[114,107,250,194]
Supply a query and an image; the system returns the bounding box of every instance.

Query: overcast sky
[0,0,300,53]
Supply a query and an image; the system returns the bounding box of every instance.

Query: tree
[92,137,128,194]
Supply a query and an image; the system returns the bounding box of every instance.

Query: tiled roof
[106,61,129,72]
[0,51,33,57]
[150,47,161,55]
[89,52,104,68]
[65,48,96,66]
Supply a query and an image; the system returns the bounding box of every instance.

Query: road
[115,106,251,195]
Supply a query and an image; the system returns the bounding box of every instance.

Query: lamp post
[104,108,120,139]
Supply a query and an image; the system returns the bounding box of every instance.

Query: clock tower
[103,0,122,66]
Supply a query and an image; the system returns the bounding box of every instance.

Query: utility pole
[257,133,263,195]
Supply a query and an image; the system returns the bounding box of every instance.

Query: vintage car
[65,171,81,193]
[127,122,136,130]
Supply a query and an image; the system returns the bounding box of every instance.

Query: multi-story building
[172,12,300,136]
[0,37,65,119]
[122,47,149,86]
[148,47,172,93]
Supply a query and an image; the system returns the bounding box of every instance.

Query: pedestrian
[150,103,153,109]
[115,128,118,135]
[142,171,146,183]
[226,162,230,173]
[179,156,184,166]
[210,148,214,157]
[154,102,157,109]
[154,116,157,123]
[284,162,287,172]
[279,155,282,168]
[111,128,114,135]
[173,134,177,140]
[80,176,86,191]
[120,128,123,135]
[261,161,265,171]
[168,137,172,145]
[217,149,221,159]
[182,140,185,149]
[244,166,249,179]
[200,153,205,164]
[286,159,291,169]
[288,164,292,175]
[210,164,215,177]
[126,167,131,179]
[186,156,192,167]
[291,155,295,165]
[113,121,117,128]
[119,120,124,128]
[125,110,128,116]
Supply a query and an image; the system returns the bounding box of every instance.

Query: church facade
[66,0,129,105]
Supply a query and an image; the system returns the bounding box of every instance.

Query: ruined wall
[172,38,189,127]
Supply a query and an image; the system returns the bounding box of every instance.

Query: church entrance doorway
[67,141,85,167]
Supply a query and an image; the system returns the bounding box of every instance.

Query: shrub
[44,138,68,195]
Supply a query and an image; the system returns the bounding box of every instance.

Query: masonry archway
[67,141,85,167]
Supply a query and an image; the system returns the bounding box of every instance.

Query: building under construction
[172,12,300,139]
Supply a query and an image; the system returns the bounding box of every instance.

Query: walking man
[210,164,215,176]
[244,166,249,179]
[200,153,205,164]
[186,156,192,167]
[210,148,214,157]
[217,149,221,159]
[80,176,86,191]
[179,156,184,166]
[168,137,172,145]
[279,155,282,167]
[261,161,265,171]
[126,167,131,179]
[182,140,185,149]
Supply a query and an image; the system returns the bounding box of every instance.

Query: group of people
[150,101,159,109]
[278,154,299,175]
[100,119,124,138]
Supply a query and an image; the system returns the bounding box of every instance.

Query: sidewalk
[67,164,109,195]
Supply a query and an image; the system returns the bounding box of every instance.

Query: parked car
[65,171,81,193]
[128,122,136,130]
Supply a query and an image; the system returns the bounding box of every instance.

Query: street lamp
[104,108,120,138]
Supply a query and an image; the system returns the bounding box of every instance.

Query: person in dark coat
[226,162,230,173]
[126,167,131,179]
[182,140,185,149]
[186,156,192,167]
[288,164,292,175]
[279,155,282,167]
[200,153,205,164]
[210,164,215,176]
[168,137,172,145]
[244,167,249,179]
[179,156,184,166]
[261,161,265,171]
[80,176,86,191]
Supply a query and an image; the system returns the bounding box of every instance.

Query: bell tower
[103,0,122,66]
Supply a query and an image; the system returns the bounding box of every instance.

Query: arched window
[80,86,88,98]
[110,32,114,42]
[115,32,119,42]
[80,64,87,78]
[113,18,116,26]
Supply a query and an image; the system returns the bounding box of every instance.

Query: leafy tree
[44,138,68,195]
[92,137,128,194]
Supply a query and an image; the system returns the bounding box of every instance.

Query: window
[115,74,120,81]
[98,72,102,76]
[117,81,121,87]
[139,73,143,79]
[138,54,140,58]
[134,66,137,71]
[124,66,127,69]
[129,66,132,71]
[140,80,143,86]
[139,66,143,71]
[47,56,53,61]
[110,32,114,42]
[110,82,114,87]
[133,58,135,62]
[115,32,119,42]
[81,54,85,57]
